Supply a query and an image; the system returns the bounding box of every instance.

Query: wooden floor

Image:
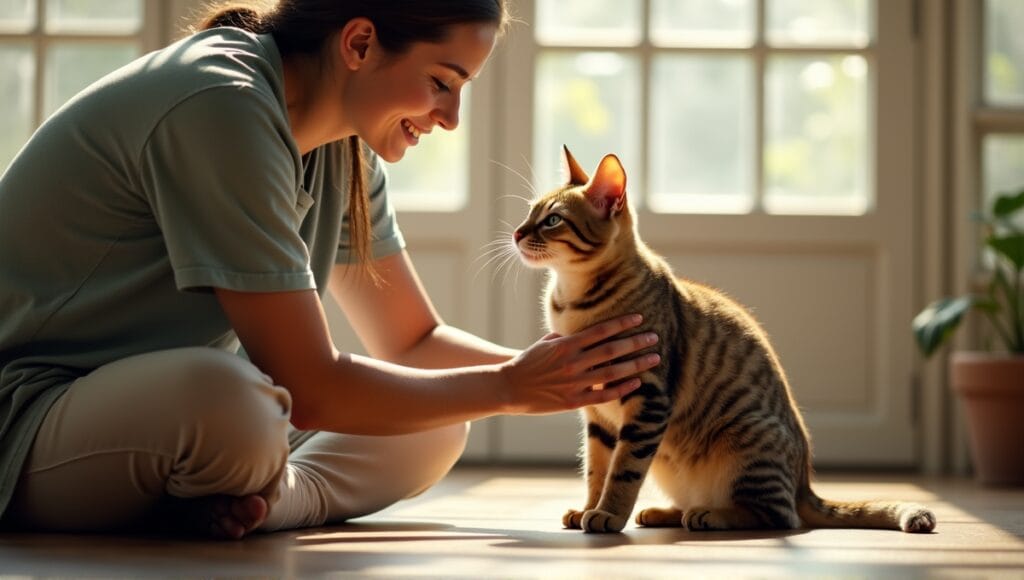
[1,466,1023,578]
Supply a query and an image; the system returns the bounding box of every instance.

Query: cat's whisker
[472,239,519,280]
[495,252,520,286]
[491,159,538,200]
[497,193,532,205]
[473,247,517,279]
[520,154,542,198]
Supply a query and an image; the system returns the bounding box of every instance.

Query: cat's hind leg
[635,507,683,527]
[683,501,800,531]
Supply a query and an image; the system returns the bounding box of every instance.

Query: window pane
[386,88,470,212]
[983,135,1024,230]
[0,43,34,172]
[651,0,755,48]
[985,0,1024,107]
[764,55,869,215]
[44,42,138,117]
[649,54,754,214]
[45,0,141,34]
[0,0,34,32]
[535,0,642,46]
[767,0,870,47]
[533,51,641,194]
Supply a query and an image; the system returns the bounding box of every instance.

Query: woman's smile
[401,119,428,145]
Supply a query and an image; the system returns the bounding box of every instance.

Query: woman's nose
[431,94,461,131]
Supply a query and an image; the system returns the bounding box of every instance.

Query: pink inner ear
[585,155,627,216]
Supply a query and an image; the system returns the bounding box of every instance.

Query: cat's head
[513,146,633,272]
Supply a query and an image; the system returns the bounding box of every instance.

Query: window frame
[953,0,1024,349]
[527,0,879,217]
[0,0,162,132]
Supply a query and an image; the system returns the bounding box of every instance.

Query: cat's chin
[516,250,547,269]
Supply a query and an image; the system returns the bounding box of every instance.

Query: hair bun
[198,5,263,32]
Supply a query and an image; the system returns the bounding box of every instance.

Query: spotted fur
[513,147,936,535]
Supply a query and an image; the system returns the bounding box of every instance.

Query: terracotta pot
[949,352,1024,485]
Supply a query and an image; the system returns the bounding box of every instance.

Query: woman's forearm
[385,323,519,369]
[295,352,508,435]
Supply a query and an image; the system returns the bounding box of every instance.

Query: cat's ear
[585,154,627,217]
[562,145,590,186]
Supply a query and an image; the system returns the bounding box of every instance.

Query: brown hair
[197,1,509,280]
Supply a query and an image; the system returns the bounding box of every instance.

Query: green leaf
[992,189,1024,219]
[986,234,1024,271]
[912,297,975,357]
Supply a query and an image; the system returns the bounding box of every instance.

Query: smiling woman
[0,0,664,542]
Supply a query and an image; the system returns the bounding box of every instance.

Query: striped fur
[513,150,936,535]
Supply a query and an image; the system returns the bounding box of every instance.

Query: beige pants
[6,347,468,533]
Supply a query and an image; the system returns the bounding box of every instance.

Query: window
[532,0,873,215]
[981,0,1024,226]
[0,0,146,170]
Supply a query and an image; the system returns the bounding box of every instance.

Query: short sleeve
[140,86,316,292]
[335,149,406,264]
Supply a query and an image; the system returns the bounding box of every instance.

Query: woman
[0,0,660,539]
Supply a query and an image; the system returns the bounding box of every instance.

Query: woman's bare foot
[157,494,268,540]
[207,494,268,539]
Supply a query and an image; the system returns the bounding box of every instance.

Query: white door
[490,0,919,467]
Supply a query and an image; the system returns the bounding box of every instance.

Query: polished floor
[1,467,1022,578]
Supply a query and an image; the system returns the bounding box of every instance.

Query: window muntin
[533,0,874,216]
[984,0,1024,107]
[0,0,142,171]
[533,51,642,200]
[980,0,1024,227]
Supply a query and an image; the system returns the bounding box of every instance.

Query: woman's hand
[497,314,660,414]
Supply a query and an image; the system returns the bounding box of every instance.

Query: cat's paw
[683,509,716,531]
[582,509,627,533]
[562,509,585,529]
[635,507,684,527]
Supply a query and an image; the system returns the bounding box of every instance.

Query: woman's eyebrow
[440,62,471,80]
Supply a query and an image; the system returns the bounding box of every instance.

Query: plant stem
[984,307,1015,351]
[1014,263,1024,352]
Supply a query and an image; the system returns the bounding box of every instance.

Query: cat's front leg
[583,381,669,534]
[563,408,614,529]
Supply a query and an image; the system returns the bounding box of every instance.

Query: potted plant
[913,188,1024,485]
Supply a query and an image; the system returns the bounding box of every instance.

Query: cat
[511,146,936,534]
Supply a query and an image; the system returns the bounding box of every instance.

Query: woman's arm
[215,280,658,436]
[327,251,517,369]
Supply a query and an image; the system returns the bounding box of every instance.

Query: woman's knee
[148,349,292,498]
[404,421,470,494]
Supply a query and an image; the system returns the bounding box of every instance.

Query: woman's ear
[339,17,376,71]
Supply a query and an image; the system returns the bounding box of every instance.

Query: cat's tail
[796,490,936,533]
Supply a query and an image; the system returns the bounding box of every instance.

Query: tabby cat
[511,146,936,534]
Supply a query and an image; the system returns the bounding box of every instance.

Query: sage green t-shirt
[0,28,405,518]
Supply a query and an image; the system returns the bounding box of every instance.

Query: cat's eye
[542,214,563,227]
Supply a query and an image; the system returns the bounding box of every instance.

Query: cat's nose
[513,229,525,242]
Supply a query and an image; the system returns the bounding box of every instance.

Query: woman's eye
[432,77,450,93]
[543,214,563,227]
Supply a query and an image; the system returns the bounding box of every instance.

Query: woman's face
[346,22,498,163]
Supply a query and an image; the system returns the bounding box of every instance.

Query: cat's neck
[548,234,654,303]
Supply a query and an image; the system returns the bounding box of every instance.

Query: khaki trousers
[6,347,468,533]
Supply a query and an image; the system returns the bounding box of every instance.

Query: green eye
[543,214,563,227]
